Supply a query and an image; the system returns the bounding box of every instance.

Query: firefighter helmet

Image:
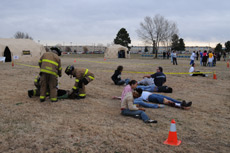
[65,65,74,76]
[50,46,62,56]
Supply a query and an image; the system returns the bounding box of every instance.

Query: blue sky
[0,0,229,47]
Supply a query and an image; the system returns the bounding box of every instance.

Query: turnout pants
[40,73,58,101]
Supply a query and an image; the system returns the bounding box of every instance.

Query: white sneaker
[145,120,157,123]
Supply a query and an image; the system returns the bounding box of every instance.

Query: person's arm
[127,97,139,111]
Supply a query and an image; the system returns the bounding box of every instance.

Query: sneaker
[145,120,157,123]
[51,100,58,102]
[181,100,187,107]
[186,101,192,107]
[134,115,141,119]
[28,90,33,98]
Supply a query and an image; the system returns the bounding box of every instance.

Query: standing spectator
[223,51,226,61]
[199,51,203,66]
[167,51,170,59]
[172,50,178,65]
[163,52,166,59]
[190,51,196,65]
[196,51,199,60]
[208,51,214,67]
[202,50,208,66]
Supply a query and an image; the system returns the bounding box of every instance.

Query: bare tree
[14,31,33,40]
[137,14,178,58]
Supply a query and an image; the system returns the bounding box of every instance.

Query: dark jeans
[148,94,181,104]
[121,109,149,122]
[173,57,177,65]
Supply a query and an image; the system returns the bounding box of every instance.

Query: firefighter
[65,65,95,99]
[28,75,69,99]
[39,47,62,102]
[28,75,42,97]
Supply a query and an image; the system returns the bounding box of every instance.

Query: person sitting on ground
[121,88,157,123]
[189,63,207,77]
[121,80,138,102]
[137,84,173,93]
[142,66,166,87]
[137,77,155,86]
[140,91,192,110]
[111,65,130,85]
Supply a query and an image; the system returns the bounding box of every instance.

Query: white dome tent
[104,44,129,59]
[0,38,46,62]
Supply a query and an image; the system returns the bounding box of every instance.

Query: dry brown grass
[0,55,230,153]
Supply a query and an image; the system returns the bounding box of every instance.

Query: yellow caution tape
[16,63,39,68]
[16,62,213,75]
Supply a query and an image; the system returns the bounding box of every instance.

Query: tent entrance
[3,46,12,62]
[118,50,125,58]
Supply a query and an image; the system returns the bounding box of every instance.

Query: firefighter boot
[28,90,33,98]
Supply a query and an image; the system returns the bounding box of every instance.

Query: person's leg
[175,58,178,65]
[117,80,125,85]
[137,85,154,92]
[121,109,150,122]
[49,75,58,102]
[124,79,130,85]
[149,94,181,104]
[40,73,48,102]
[78,84,86,99]
[134,98,159,108]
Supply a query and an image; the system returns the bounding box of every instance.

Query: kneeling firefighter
[65,65,95,99]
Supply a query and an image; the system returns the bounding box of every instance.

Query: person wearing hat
[65,65,95,99]
[38,46,62,102]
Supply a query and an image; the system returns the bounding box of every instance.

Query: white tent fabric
[104,44,128,59]
[0,38,45,62]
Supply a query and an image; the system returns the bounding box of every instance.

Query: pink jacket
[121,85,132,102]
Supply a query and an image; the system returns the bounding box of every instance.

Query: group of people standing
[111,65,192,124]
[191,50,226,67]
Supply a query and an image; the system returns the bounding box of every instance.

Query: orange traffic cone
[227,61,229,68]
[104,58,106,61]
[213,72,217,80]
[12,61,14,67]
[164,119,181,146]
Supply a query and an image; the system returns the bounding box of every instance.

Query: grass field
[0,55,229,153]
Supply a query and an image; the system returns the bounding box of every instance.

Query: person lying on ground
[28,75,77,100]
[189,63,207,77]
[142,66,166,87]
[111,65,130,85]
[121,88,157,123]
[140,91,192,110]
